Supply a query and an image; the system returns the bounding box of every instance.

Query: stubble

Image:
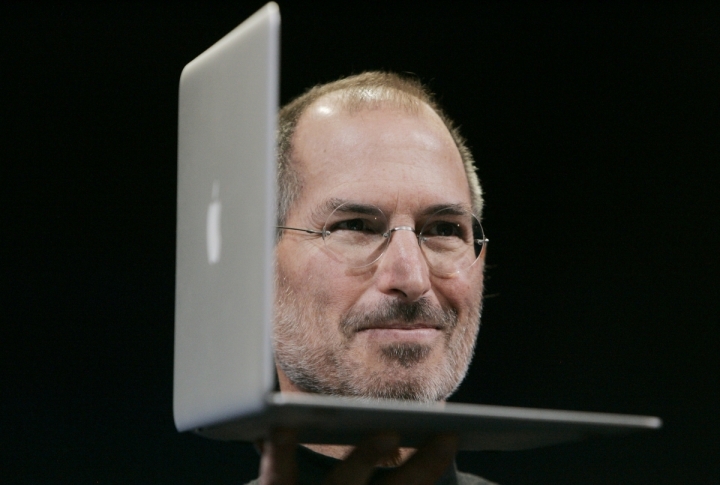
[273,268,482,402]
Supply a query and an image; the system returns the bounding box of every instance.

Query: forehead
[289,95,471,217]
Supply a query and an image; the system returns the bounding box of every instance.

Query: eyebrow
[418,203,473,217]
[311,199,473,220]
[311,198,346,219]
[311,198,383,220]
[334,203,384,215]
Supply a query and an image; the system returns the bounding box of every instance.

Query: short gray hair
[277,71,483,225]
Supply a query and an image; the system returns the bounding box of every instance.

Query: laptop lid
[174,2,279,433]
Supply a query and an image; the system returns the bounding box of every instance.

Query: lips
[339,297,458,339]
[358,326,443,346]
[356,322,441,332]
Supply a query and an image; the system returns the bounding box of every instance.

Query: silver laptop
[173,2,660,451]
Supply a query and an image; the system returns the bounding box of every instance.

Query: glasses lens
[419,208,485,275]
[322,203,388,268]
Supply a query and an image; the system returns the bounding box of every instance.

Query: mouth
[357,322,443,344]
[339,297,458,341]
[357,322,441,331]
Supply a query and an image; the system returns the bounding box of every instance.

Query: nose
[374,226,431,302]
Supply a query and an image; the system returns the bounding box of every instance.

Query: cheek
[276,240,364,316]
[435,269,484,316]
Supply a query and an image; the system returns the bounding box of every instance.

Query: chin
[355,370,458,403]
[350,349,462,402]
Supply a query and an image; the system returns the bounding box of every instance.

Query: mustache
[340,298,458,337]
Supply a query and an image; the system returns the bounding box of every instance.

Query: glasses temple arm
[276,226,325,235]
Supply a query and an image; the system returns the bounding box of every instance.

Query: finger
[259,428,298,485]
[322,433,401,485]
[376,434,458,485]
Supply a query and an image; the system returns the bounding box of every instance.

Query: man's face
[274,96,485,402]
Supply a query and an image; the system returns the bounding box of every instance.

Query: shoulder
[457,470,500,485]
[242,479,260,485]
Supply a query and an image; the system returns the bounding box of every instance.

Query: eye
[332,218,374,233]
[424,220,463,238]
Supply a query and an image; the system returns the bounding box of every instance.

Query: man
[251,72,496,485]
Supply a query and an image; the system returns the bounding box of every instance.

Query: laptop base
[195,393,661,451]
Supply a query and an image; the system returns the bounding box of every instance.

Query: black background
[2,2,718,484]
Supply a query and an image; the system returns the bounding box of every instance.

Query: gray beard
[381,343,432,368]
[274,281,481,402]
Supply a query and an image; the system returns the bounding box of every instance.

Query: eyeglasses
[277,202,488,276]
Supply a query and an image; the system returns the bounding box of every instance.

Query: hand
[258,429,458,485]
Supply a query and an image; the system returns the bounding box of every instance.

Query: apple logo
[206,181,222,265]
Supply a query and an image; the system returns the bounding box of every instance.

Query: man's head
[273,72,486,402]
